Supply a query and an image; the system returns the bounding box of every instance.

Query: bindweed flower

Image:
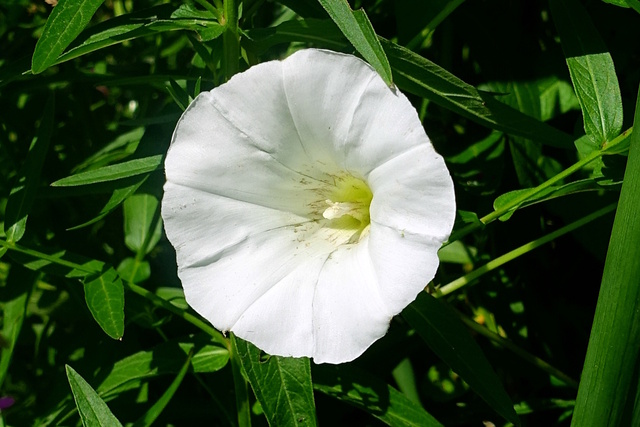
[162,49,456,364]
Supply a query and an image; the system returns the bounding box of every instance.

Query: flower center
[321,174,373,234]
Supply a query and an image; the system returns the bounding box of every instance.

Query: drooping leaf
[51,155,163,187]
[381,38,574,148]
[314,364,443,427]
[317,0,393,86]
[550,0,623,145]
[32,0,105,73]
[82,267,125,340]
[123,193,162,256]
[67,175,148,230]
[235,338,317,427]
[403,293,519,426]
[4,95,54,243]
[571,85,640,426]
[66,365,124,427]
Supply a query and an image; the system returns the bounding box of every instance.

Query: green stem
[437,203,617,296]
[125,282,227,346]
[446,127,633,245]
[230,334,252,427]
[222,0,240,80]
[458,313,579,389]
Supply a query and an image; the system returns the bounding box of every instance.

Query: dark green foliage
[1,0,639,425]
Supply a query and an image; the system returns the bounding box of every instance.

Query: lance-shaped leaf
[403,293,519,426]
[549,0,623,145]
[51,155,163,187]
[123,193,162,256]
[381,38,574,148]
[235,338,317,427]
[571,85,640,426]
[317,0,393,86]
[32,0,105,73]
[83,267,125,340]
[66,365,123,427]
[4,95,54,243]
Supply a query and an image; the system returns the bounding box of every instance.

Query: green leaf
[380,38,574,148]
[317,0,393,86]
[123,193,162,256]
[132,351,193,427]
[403,293,520,426]
[549,0,623,145]
[571,85,640,426]
[4,95,54,243]
[235,338,317,427]
[117,257,151,284]
[67,175,149,230]
[83,267,125,340]
[66,365,124,427]
[97,334,229,398]
[0,266,36,389]
[493,178,619,221]
[51,155,163,187]
[32,0,105,74]
[314,365,443,427]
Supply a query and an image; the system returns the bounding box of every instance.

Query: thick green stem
[222,0,240,80]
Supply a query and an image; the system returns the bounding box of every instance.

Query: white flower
[161,49,456,364]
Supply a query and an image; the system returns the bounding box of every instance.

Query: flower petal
[311,238,393,364]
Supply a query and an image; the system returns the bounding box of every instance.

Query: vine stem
[437,202,617,296]
[446,127,631,245]
[222,0,240,80]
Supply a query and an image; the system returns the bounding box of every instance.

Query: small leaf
[66,365,123,427]
[32,0,105,73]
[51,155,163,187]
[123,193,162,255]
[314,364,443,427]
[4,95,54,243]
[83,267,125,340]
[550,0,623,145]
[403,293,520,426]
[317,0,393,86]
[235,338,317,427]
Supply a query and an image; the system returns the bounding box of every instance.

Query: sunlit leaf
[83,267,125,340]
[51,155,162,187]
[32,0,105,73]
[550,0,623,145]
[66,365,123,427]
[318,0,393,86]
[235,338,317,427]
